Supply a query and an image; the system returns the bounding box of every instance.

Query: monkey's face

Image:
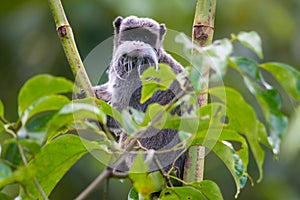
[111,16,166,78]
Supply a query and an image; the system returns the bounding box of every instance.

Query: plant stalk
[183,0,216,183]
[48,0,95,97]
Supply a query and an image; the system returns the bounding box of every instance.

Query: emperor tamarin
[96,16,186,176]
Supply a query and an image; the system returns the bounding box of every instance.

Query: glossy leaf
[18,74,73,116]
[229,57,260,80]
[233,31,263,59]
[0,135,105,198]
[260,62,300,101]
[140,63,177,103]
[191,180,223,200]
[21,95,70,124]
[47,102,106,141]
[230,58,287,154]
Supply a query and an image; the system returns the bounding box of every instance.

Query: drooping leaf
[229,57,260,80]
[193,130,248,196]
[233,31,263,59]
[18,74,73,116]
[209,87,265,182]
[213,141,247,197]
[229,58,288,154]
[140,63,177,103]
[260,62,300,101]
[0,134,106,199]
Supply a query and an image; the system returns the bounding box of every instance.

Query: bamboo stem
[183,0,216,183]
[48,0,95,98]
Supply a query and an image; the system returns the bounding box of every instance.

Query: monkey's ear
[159,24,166,40]
[113,16,123,34]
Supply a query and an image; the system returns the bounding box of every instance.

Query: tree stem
[48,0,95,97]
[183,0,216,183]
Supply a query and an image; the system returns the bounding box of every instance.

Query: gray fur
[96,16,186,176]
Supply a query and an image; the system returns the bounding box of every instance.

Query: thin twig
[75,168,112,200]
[18,144,49,200]
[75,88,189,199]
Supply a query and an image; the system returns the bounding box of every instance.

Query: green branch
[183,0,216,183]
[48,0,95,98]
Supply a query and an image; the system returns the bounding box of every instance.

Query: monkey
[94,16,187,177]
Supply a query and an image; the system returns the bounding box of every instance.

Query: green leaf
[234,31,263,59]
[47,102,106,141]
[191,180,223,200]
[0,135,105,198]
[229,58,288,154]
[140,63,176,103]
[176,33,233,84]
[160,186,205,200]
[21,95,70,125]
[212,141,247,197]
[0,162,13,180]
[5,139,41,156]
[0,193,13,200]
[0,99,4,118]
[121,109,140,136]
[229,57,260,80]
[193,129,248,196]
[128,187,139,200]
[143,103,167,129]
[209,87,265,182]
[260,62,300,101]
[129,153,157,197]
[18,112,56,144]
[18,74,73,116]
[202,39,233,80]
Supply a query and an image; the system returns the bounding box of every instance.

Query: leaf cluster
[0,31,299,199]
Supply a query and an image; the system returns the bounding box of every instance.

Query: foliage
[0,29,299,199]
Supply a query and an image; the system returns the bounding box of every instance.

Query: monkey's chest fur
[109,63,184,172]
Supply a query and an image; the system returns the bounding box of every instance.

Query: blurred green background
[1,0,300,199]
